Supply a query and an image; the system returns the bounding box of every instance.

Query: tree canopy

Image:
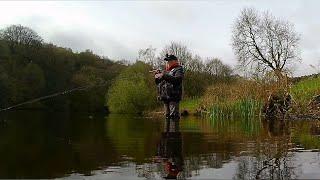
[107,61,157,113]
[0,24,125,112]
[232,8,300,80]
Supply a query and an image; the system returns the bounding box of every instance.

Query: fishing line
[0,74,153,112]
[0,83,109,112]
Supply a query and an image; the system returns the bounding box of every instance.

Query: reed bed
[201,80,268,120]
[200,75,320,121]
[209,99,263,120]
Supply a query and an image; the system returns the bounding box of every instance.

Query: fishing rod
[0,71,157,112]
[0,82,110,112]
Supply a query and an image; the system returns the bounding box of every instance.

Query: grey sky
[0,0,319,76]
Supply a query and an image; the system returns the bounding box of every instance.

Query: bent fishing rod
[0,82,109,112]
[0,70,157,112]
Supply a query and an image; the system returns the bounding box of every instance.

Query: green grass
[208,99,263,120]
[180,97,201,112]
[204,99,263,136]
[291,76,320,111]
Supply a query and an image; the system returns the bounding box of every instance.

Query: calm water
[0,111,320,179]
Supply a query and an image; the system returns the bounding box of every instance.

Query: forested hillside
[0,24,125,112]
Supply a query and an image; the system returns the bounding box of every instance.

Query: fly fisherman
[154,54,184,124]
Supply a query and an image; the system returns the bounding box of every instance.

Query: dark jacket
[155,66,184,102]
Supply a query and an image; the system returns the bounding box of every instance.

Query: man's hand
[154,72,163,79]
[149,69,161,74]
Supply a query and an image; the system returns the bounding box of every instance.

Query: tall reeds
[201,80,267,120]
[209,99,262,120]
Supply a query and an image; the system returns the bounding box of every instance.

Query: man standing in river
[154,54,184,123]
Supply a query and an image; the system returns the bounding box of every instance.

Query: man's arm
[162,68,184,84]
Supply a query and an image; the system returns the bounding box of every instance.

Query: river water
[0,111,320,179]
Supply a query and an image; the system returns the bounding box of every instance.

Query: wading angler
[153,54,184,122]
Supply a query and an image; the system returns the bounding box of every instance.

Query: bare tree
[232,8,300,81]
[186,55,204,72]
[138,46,160,68]
[160,41,193,67]
[0,24,43,50]
[205,58,232,77]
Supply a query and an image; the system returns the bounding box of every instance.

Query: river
[0,111,320,179]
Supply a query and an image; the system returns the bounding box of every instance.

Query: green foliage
[106,114,160,161]
[200,79,266,119]
[0,70,10,107]
[291,121,320,149]
[20,63,45,98]
[184,72,233,97]
[209,99,262,121]
[180,97,201,113]
[107,61,157,113]
[183,71,209,97]
[291,76,320,111]
[0,42,10,59]
[0,25,125,111]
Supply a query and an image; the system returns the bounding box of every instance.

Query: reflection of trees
[234,118,295,180]
[0,111,117,178]
[235,149,294,179]
[106,114,162,162]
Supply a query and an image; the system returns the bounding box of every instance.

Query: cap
[164,54,178,61]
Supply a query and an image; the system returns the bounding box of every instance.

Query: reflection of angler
[157,120,183,179]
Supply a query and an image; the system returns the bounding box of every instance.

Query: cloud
[48,30,137,61]
[0,1,320,75]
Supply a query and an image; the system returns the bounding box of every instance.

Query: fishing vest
[158,66,183,102]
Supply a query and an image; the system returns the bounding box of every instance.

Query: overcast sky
[0,0,319,76]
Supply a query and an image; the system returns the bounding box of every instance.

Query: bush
[107,61,157,113]
[183,71,234,98]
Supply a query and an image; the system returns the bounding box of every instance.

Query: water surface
[0,111,320,179]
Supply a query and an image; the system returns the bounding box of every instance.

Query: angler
[154,54,184,122]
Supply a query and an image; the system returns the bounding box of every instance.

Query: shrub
[107,61,157,113]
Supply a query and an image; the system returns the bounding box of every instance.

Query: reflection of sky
[0,1,320,76]
[193,161,238,179]
[59,152,320,179]
[292,152,320,179]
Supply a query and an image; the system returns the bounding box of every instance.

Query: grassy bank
[291,76,320,113]
[195,75,320,119]
[180,97,201,114]
[209,99,263,120]
[199,80,267,119]
[149,75,320,119]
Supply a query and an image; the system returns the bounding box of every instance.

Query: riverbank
[181,75,320,120]
[145,97,201,118]
[135,73,320,121]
